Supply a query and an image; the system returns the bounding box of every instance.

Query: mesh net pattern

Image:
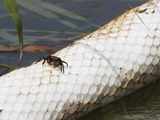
[0,0,160,120]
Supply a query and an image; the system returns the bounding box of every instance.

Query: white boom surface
[0,0,160,120]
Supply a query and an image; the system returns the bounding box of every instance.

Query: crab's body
[41,55,68,73]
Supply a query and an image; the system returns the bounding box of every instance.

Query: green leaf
[4,0,23,60]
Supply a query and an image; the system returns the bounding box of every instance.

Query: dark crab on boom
[38,55,68,73]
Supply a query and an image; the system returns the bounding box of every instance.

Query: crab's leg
[62,61,68,67]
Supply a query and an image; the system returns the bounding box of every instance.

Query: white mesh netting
[0,0,160,120]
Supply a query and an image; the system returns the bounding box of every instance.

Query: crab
[38,55,68,73]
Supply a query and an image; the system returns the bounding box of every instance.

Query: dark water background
[1,0,160,120]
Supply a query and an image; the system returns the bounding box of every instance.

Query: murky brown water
[1,0,160,120]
